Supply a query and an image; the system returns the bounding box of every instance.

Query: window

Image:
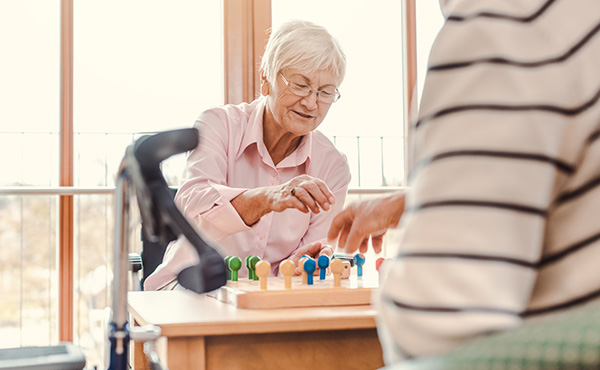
[0,0,61,349]
[0,2,224,366]
[272,0,406,188]
[71,2,224,365]
[0,1,60,187]
[74,0,224,187]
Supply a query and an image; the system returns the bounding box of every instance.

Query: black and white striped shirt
[376,0,600,363]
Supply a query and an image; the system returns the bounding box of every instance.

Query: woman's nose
[301,91,318,110]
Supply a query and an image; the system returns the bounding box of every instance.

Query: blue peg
[354,253,366,277]
[318,255,329,280]
[304,258,316,285]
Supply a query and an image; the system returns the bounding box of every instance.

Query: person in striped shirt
[328,0,600,364]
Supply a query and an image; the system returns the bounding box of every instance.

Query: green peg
[245,255,254,280]
[228,256,242,282]
[249,256,261,281]
[224,256,233,280]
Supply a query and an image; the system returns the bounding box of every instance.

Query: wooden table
[128,290,384,370]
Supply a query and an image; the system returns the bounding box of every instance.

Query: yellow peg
[279,260,295,289]
[330,259,343,288]
[255,260,271,290]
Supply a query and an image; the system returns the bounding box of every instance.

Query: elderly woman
[145,20,351,290]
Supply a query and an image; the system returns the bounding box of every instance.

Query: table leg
[166,336,207,370]
[132,319,149,370]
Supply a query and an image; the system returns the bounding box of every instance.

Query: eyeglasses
[279,73,341,104]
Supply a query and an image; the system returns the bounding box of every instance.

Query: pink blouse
[145,98,351,290]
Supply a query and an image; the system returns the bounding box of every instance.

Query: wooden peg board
[207,275,379,309]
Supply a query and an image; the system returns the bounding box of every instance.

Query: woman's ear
[260,70,270,96]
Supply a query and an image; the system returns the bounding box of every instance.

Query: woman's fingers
[291,178,334,213]
[291,186,321,213]
[269,175,336,215]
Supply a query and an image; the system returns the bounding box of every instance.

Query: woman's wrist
[231,187,272,226]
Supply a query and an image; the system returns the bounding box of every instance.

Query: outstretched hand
[288,241,334,275]
[327,191,406,254]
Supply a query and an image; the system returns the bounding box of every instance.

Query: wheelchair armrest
[129,253,143,291]
[129,253,143,273]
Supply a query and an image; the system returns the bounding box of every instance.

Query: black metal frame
[108,128,227,369]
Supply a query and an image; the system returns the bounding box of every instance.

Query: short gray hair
[260,20,346,88]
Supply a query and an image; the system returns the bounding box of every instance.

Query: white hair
[260,20,347,88]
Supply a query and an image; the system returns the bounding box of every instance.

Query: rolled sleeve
[194,182,251,240]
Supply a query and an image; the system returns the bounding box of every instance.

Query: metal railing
[0,131,406,188]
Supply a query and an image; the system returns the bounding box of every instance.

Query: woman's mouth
[293,110,313,119]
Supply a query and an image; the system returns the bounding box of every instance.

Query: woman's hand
[287,241,334,275]
[231,175,336,226]
[270,174,336,214]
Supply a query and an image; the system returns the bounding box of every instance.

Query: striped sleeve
[376,0,600,363]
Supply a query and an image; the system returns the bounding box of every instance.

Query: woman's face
[262,68,338,137]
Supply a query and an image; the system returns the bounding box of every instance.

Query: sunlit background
[0,1,443,368]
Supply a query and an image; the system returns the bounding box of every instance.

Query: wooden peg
[299,257,308,285]
[330,259,343,288]
[279,260,295,289]
[255,260,271,290]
